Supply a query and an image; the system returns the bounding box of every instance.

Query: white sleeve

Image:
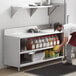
[64,28,70,37]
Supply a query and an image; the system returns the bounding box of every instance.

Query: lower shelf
[20,56,64,67]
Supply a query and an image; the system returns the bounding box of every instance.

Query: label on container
[32,44,35,49]
[47,42,49,47]
[50,41,53,46]
[57,40,60,45]
[36,43,39,49]
[43,43,46,47]
[39,43,43,48]
[54,41,56,46]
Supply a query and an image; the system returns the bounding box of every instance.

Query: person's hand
[56,45,61,52]
[53,45,61,52]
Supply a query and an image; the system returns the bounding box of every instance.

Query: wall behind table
[0,0,49,68]
[66,0,76,24]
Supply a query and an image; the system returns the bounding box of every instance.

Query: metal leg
[6,65,9,69]
[61,58,64,63]
[18,67,20,72]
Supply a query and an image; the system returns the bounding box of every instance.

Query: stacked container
[26,35,60,50]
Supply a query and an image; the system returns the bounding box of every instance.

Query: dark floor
[26,62,76,76]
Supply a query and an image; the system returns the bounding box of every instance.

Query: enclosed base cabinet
[4,25,64,71]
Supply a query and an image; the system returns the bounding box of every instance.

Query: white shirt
[63,23,76,37]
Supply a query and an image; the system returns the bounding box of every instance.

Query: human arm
[57,33,69,52]
[56,37,68,52]
[59,26,70,49]
[60,36,68,48]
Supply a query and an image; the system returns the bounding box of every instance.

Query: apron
[69,32,76,46]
